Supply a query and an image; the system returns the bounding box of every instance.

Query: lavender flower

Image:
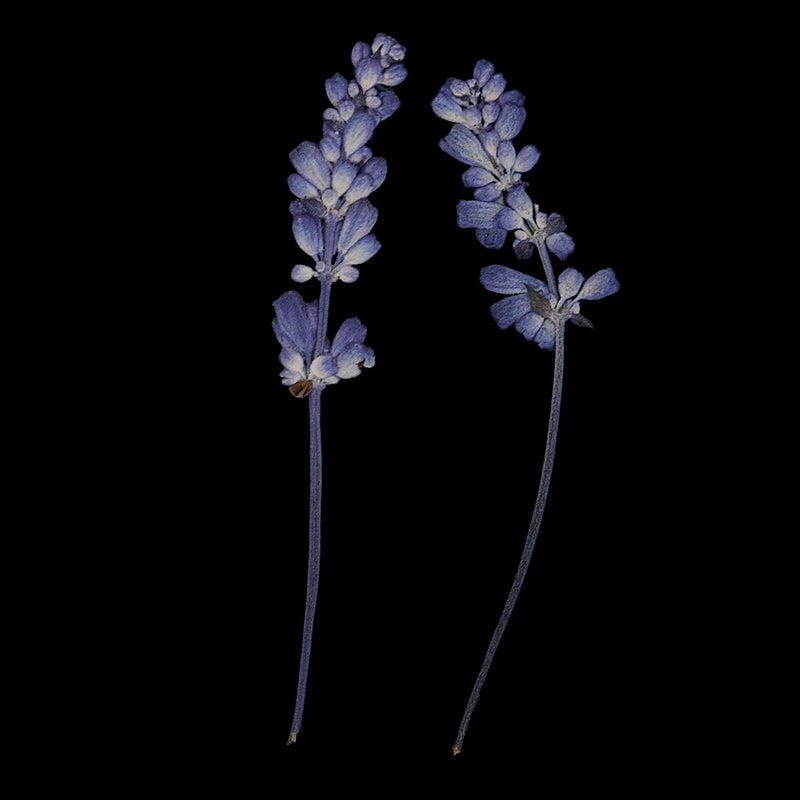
[433,60,619,756]
[480,265,620,349]
[273,290,375,397]
[276,34,405,746]
[433,60,575,260]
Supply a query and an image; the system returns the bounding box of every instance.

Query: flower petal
[279,349,304,374]
[289,142,330,191]
[457,200,503,229]
[331,317,368,355]
[513,144,540,173]
[337,344,375,379]
[325,73,348,106]
[332,161,359,196]
[495,103,526,140]
[440,124,495,170]
[497,140,516,171]
[291,265,316,283]
[355,56,382,91]
[382,64,407,86]
[482,72,507,101]
[496,207,524,231]
[361,156,387,190]
[480,264,545,295]
[335,265,360,283]
[292,215,324,260]
[489,294,533,329]
[288,173,319,200]
[343,112,377,158]
[546,232,575,260]
[473,184,503,202]
[575,268,620,301]
[338,198,378,254]
[506,186,533,219]
[532,319,557,350]
[557,268,586,301]
[462,167,495,188]
[342,234,380,265]
[473,59,495,86]
[310,354,338,380]
[475,227,506,249]
[515,311,546,342]
[431,91,466,123]
[272,291,314,356]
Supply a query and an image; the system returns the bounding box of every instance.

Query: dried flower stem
[453,317,566,755]
[288,386,323,744]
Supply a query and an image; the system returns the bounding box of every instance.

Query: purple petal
[515,311,547,342]
[496,207,524,231]
[289,142,330,191]
[506,186,533,219]
[557,268,586,301]
[490,295,537,329]
[431,91,467,123]
[495,103,527,140]
[331,317,368,355]
[575,268,620,301]
[547,232,576,260]
[457,200,503,229]
[325,73,348,105]
[473,184,503,202]
[343,112,377,158]
[482,72,507,101]
[332,161,359,196]
[473,59,495,86]
[342,234,380,265]
[288,173,319,200]
[440,124,495,170]
[531,319,556,349]
[272,290,314,356]
[292,215,324,260]
[481,264,547,295]
[514,144,540,173]
[476,227,507,249]
[338,198,378,254]
[462,167,495,188]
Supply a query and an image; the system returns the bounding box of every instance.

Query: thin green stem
[287,386,323,744]
[453,320,566,755]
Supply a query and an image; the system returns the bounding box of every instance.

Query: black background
[55,9,764,792]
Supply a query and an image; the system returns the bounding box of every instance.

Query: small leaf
[569,313,594,329]
[526,285,554,317]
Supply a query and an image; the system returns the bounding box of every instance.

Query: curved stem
[453,321,566,755]
[288,386,323,744]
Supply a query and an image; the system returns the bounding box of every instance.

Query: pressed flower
[272,291,375,395]
[275,34,405,747]
[480,264,620,349]
[434,59,620,756]
[433,62,578,263]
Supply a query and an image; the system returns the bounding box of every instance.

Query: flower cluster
[273,291,375,397]
[480,265,620,350]
[432,60,574,260]
[273,33,406,396]
[287,34,407,285]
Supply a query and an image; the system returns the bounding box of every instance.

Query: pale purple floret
[479,265,620,349]
[433,60,576,260]
[272,291,374,396]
